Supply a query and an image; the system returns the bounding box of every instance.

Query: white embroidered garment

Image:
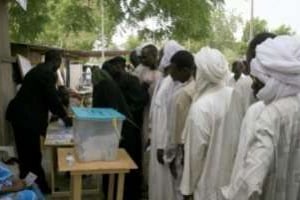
[221,95,300,200]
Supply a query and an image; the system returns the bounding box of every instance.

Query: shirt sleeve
[40,71,67,119]
[180,107,211,195]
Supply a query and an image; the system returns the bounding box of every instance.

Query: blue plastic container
[72,107,125,161]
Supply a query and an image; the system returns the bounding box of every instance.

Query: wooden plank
[107,174,115,200]
[57,148,138,173]
[0,0,15,145]
[116,173,125,200]
[71,174,82,200]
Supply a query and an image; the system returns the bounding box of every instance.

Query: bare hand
[13,179,27,192]
[0,179,27,193]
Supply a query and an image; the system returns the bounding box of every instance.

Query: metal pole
[249,0,254,42]
[101,0,105,61]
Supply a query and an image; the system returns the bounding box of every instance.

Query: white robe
[221,95,300,200]
[211,76,256,189]
[163,79,195,200]
[180,86,233,200]
[227,73,247,88]
[149,75,181,200]
[221,101,265,198]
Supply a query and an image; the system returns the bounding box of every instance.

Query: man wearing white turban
[213,33,276,195]
[158,40,185,72]
[180,47,233,200]
[221,35,300,200]
[148,41,184,200]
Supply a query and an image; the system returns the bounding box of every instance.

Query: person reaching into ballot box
[6,50,73,194]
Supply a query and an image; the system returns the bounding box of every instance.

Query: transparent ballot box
[72,107,125,162]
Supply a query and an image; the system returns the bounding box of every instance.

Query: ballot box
[72,107,125,162]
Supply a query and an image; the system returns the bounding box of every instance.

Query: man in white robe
[162,50,196,200]
[180,47,233,200]
[214,33,276,189]
[228,60,246,87]
[148,41,184,200]
[221,35,300,200]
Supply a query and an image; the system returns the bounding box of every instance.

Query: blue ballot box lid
[71,107,126,121]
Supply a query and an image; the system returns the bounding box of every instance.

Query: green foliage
[182,8,243,62]
[114,0,224,41]
[9,0,49,42]
[242,18,296,42]
[204,8,242,51]
[9,0,224,49]
[242,18,268,42]
[123,35,143,50]
[272,24,295,35]
[9,0,119,50]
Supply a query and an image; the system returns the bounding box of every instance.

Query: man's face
[251,75,265,97]
[232,64,243,80]
[140,48,157,68]
[170,63,191,83]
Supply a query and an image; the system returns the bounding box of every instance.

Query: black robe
[92,68,146,200]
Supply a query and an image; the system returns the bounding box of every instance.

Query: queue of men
[5,32,300,200]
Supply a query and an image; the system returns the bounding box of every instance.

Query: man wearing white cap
[148,40,184,200]
[221,35,300,200]
[180,47,233,200]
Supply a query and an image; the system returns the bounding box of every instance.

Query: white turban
[250,35,300,104]
[158,40,184,70]
[194,47,229,100]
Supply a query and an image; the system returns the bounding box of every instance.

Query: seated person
[0,162,44,200]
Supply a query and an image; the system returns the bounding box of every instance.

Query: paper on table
[46,120,74,145]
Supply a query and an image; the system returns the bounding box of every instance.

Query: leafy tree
[242,18,296,42]
[9,0,224,49]
[9,0,120,50]
[124,0,224,41]
[242,18,268,42]
[182,8,243,62]
[123,35,143,50]
[204,8,242,51]
[9,0,49,42]
[273,24,295,35]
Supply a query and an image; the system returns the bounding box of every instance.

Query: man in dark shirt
[6,50,72,194]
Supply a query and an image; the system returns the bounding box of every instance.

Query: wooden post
[65,58,70,87]
[0,0,16,145]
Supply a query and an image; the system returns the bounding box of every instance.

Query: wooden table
[44,129,74,197]
[57,148,137,200]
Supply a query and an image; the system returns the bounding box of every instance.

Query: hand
[2,179,27,193]
[14,179,27,191]
[157,149,164,165]
[63,116,73,127]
